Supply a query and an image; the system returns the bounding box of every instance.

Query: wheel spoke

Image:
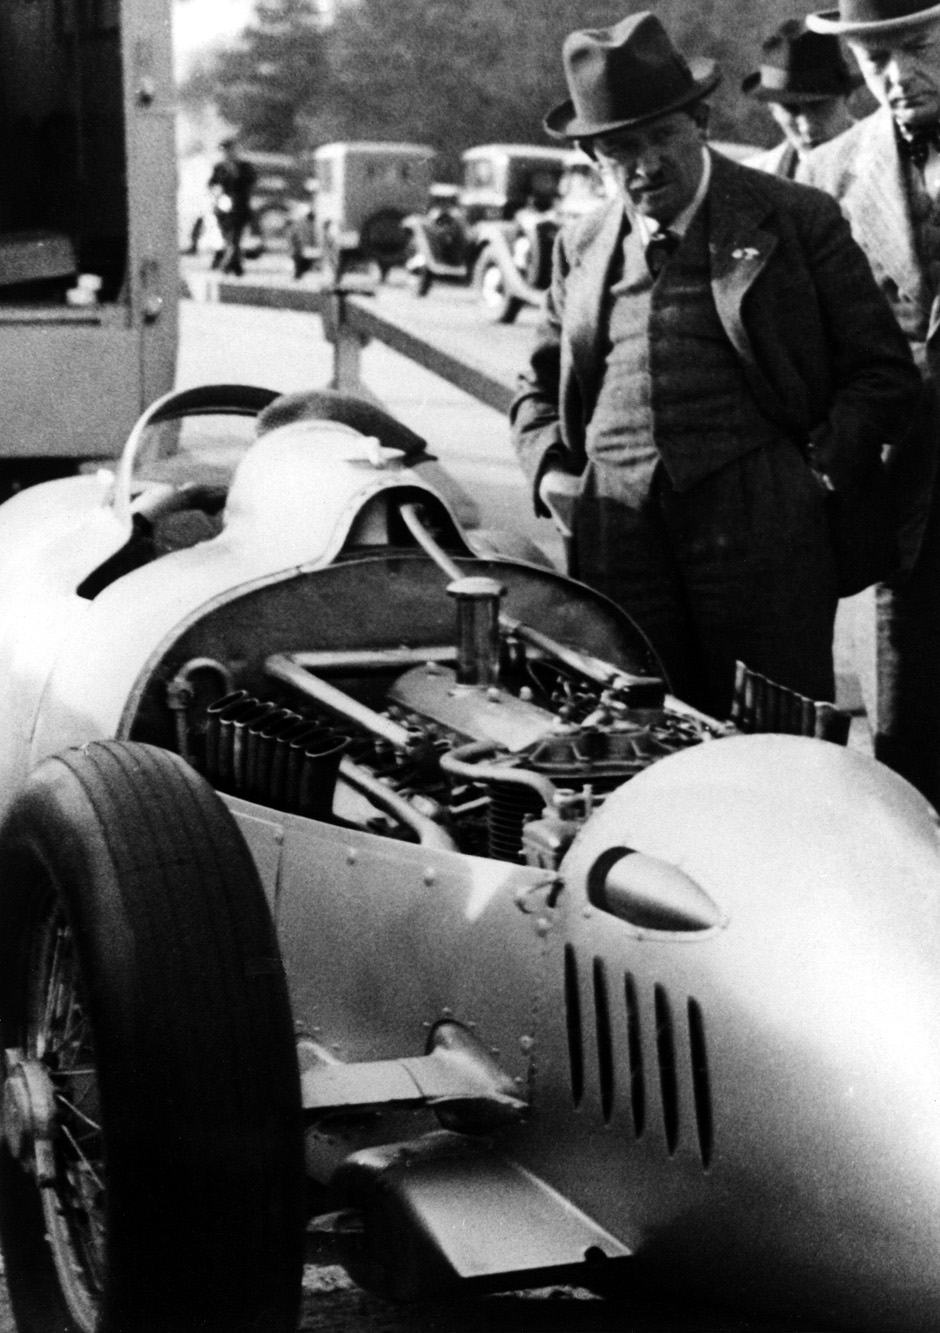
[54,1092,101,1137]
[57,1120,105,1194]
[24,902,106,1330]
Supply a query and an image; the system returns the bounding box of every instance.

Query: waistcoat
[586,204,786,493]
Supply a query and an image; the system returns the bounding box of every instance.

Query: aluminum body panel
[268,806,548,1085]
[521,735,940,1330]
[23,425,465,786]
[228,735,940,1329]
[0,472,129,814]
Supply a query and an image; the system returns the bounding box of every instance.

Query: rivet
[423,868,436,886]
[441,1007,453,1019]
[346,848,358,865]
[536,916,553,936]
[490,1047,500,1057]
[274,828,285,846]
[583,905,593,918]
[519,1035,535,1053]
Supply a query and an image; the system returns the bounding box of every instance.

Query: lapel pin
[731,246,760,261]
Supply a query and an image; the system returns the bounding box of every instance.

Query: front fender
[473,227,542,304]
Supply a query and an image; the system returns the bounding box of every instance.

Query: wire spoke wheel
[0,741,305,1333]
[28,903,104,1331]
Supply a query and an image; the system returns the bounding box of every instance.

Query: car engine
[186,571,730,870]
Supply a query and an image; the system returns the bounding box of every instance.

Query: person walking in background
[510,11,920,720]
[208,137,256,278]
[799,0,940,806]
[743,19,860,177]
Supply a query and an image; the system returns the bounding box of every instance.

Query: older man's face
[592,110,706,226]
[849,21,940,130]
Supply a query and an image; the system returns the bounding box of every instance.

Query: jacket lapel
[707,153,777,369]
[564,200,626,410]
[840,107,927,310]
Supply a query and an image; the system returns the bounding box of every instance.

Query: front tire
[473,248,523,324]
[0,741,304,1333]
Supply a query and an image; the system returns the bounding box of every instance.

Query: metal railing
[185,270,516,414]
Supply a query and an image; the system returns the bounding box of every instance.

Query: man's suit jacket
[744,140,799,179]
[511,149,919,521]
[798,107,939,567]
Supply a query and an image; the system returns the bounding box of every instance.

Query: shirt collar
[632,147,711,246]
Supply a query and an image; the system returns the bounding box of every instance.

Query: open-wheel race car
[3,385,940,1333]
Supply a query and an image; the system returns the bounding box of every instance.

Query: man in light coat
[511,11,920,719]
[799,0,940,804]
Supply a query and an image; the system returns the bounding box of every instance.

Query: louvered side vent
[688,997,713,1169]
[624,971,646,1137]
[654,984,680,1155]
[565,944,584,1108]
[593,957,614,1123]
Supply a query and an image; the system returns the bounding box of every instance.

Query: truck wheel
[473,248,523,324]
[0,741,305,1333]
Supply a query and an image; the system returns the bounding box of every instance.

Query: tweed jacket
[798,108,937,368]
[744,140,799,179]
[511,149,919,519]
[798,107,940,565]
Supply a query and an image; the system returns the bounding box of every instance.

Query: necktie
[646,228,680,277]
[897,123,940,171]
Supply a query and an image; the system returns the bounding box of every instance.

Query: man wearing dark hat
[208,137,256,277]
[510,11,919,719]
[743,19,859,177]
[799,0,940,804]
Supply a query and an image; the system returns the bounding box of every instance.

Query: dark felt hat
[544,11,721,140]
[808,0,940,35]
[742,19,862,101]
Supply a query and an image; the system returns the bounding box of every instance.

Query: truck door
[0,0,177,469]
[124,0,178,409]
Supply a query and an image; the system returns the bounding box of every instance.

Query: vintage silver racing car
[0,385,939,1333]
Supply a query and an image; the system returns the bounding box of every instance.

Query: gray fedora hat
[808,0,940,35]
[742,19,862,101]
[544,11,720,140]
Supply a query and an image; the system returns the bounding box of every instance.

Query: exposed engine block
[195,644,727,868]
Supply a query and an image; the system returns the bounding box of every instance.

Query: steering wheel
[113,384,431,528]
[113,384,281,526]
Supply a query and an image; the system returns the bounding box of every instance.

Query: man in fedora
[799,0,940,804]
[743,19,860,177]
[510,11,919,720]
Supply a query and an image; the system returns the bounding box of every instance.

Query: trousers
[570,440,839,718]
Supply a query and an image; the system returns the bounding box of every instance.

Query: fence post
[327,290,367,396]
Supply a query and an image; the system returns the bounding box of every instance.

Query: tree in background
[180,0,869,162]
[180,0,330,151]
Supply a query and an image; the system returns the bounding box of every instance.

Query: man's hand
[538,468,581,537]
